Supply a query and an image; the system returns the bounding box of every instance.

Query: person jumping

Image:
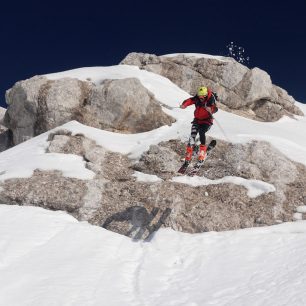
[180,86,218,165]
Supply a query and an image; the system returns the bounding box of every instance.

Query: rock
[5,76,174,145]
[133,143,181,175]
[0,108,12,152]
[0,128,12,152]
[1,132,306,238]
[121,52,304,120]
[4,76,49,145]
[77,78,175,133]
[0,107,6,125]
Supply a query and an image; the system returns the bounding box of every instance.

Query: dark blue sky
[1,0,305,108]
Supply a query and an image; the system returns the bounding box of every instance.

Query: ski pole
[206,106,231,143]
[213,116,231,143]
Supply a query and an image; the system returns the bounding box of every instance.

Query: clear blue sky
[1,0,305,108]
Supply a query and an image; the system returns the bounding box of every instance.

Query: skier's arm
[180,97,194,109]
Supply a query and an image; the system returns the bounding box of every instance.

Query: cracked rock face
[1,131,306,239]
[0,108,11,152]
[121,53,304,121]
[4,76,174,146]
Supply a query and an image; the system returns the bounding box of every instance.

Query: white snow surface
[132,171,163,183]
[1,63,306,305]
[1,204,306,306]
[172,176,275,198]
[161,52,229,62]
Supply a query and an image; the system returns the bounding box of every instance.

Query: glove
[180,104,186,109]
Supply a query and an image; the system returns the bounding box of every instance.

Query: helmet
[197,86,208,97]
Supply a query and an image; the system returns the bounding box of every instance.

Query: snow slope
[1,60,306,305]
[0,205,306,306]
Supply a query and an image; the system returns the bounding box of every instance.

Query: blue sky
[0,0,305,107]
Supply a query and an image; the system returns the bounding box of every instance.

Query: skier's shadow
[102,206,171,240]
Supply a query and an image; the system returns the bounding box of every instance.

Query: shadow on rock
[102,206,172,240]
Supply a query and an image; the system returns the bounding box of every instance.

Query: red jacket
[181,90,218,125]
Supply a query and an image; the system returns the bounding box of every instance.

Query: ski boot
[198,144,208,164]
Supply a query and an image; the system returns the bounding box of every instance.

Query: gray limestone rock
[78,78,175,133]
[121,52,304,120]
[5,76,174,145]
[1,131,306,239]
[0,107,12,152]
[0,107,6,125]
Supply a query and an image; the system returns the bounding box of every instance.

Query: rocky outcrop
[4,76,174,145]
[0,107,11,152]
[1,131,306,238]
[76,78,174,133]
[0,106,6,125]
[0,127,11,152]
[121,53,303,121]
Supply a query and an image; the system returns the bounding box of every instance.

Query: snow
[296,206,306,213]
[161,53,230,62]
[172,175,275,198]
[1,62,306,305]
[1,204,306,306]
[132,171,163,183]
[0,130,95,181]
[293,212,303,220]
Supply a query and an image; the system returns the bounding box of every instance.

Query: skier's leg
[185,123,199,162]
[198,124,211,161]
[188,122,198,146]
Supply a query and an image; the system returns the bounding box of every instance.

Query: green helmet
[197,86,208,97]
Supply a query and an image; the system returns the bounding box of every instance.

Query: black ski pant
[188,122,211,146]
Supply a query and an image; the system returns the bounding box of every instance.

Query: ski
[187,140,217,176]
[177,160,191,174]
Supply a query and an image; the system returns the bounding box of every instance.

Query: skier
[180,86,218,166]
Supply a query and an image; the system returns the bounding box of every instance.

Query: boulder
[121,52,304,120]
[0,108,12,152]
[76,78,175,133]
[0,126,11,152]
[4,76,174,145]
[0,106,6,125]
[4,76,50,145]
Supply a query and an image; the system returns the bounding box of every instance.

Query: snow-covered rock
[1,56,306,238]
[4,75,174,145]
[121,52,303,121]
[1,122,306,237]
[0,107,11,152]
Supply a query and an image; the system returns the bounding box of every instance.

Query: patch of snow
[293,212,303,221]
[161,53,230,62]
[0,129,95,182]
[172,175,275,198]
[296,206,306,213]
[132,171,163,183]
